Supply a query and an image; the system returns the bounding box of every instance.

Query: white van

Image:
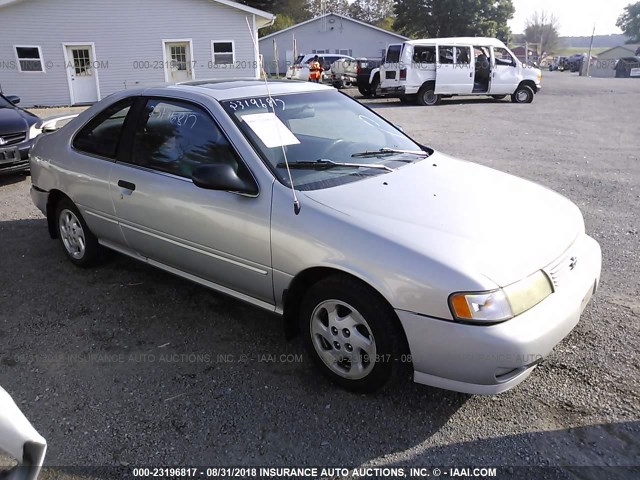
[369,37,542,105]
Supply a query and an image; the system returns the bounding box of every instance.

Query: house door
[164,42,193,83]
[65,45,99,104]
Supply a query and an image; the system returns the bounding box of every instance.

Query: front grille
[0,132,27,146]
[545,248,578,290]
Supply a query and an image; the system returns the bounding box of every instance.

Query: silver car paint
[29,81,601,394]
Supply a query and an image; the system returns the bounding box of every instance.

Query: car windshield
[221,90,426,190]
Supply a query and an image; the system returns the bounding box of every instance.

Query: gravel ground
[0,73,638,479]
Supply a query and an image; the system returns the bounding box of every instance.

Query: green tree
[348,0,395,24]
[524,11,561,56]
[393,0,514,41]
[259,13,296,37]
[616,1,640,43]
[306,0,351,17]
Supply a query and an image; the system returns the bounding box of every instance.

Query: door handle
[117,180,136,191]
[469,72,473,78]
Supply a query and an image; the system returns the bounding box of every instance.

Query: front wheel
[511,85,535,104]
[417,85,441,106]
[299,275,409,393]
[358,85,372,97]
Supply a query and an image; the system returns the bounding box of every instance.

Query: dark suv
[0,93,41,175]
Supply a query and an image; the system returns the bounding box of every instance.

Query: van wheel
[299,275,410,393]
[491,95,507,100]
[511,85,534,104]
[417,85,441,106]
[55,198,102,267]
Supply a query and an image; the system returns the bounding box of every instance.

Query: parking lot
[0,72,639,477]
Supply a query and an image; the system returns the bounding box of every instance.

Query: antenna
[246,17,301,215]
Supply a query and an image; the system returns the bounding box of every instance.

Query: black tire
[417,84,441,106]
[491,95,507,100]
[299,275,410,393]
[357,85,371,97]
[511,85,535,104]
[399,95,414,104]
[55,197,103,267]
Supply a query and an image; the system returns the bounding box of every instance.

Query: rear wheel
[358,85,371,97]
[55,198,102,267]
[299,275,410,393]
[417,84,441,106]
[511,85,535,104]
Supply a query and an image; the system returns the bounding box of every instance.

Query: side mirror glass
[191,163,258,196]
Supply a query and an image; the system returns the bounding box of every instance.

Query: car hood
[303,152,583,287]
[0,107,34,135]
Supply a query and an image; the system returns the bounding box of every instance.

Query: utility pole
[586,23,596,77]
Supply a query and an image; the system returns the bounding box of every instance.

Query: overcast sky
[508,0,629,36]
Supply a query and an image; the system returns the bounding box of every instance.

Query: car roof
[157,79,333,101]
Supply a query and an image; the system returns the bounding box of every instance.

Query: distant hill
[559,34,630,48]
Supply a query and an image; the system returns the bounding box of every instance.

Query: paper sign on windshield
[241,112,300,149]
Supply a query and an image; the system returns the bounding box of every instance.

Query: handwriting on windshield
[150,107,198,128]
[227,97,286,112]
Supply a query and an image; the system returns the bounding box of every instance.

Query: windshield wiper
[351,147,429,158]
[276,159,394,172]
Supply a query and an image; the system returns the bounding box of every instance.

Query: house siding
[259,14,406,75]
[590,45,640,78]
[0,0,262,106]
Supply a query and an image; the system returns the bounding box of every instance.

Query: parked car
[0,385,47,480]
[330,57,357,88]
[614,56,640,78]
[567,54,585,73]
[369,37,542,105]
[286,53,353,82]
[0,92,42,175]
[548,56,569,72]
[30,80,601,394]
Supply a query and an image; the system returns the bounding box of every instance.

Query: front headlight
[28,122,42,140]
[449,271,553,324]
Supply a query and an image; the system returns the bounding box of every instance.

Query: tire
[55,197,103,267]
[399,95,413,104]
[511,85,535,104]
[357,85,371,97]
[299,275,410,393]
[491,95,507,100]
[417,84,441,106]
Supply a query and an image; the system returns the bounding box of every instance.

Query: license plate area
[0,147,19,164]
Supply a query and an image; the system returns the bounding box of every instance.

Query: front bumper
[0,138,35,175]
[398,234,601,395]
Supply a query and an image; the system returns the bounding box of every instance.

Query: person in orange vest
[308,55,322,83]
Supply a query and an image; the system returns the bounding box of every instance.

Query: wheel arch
[282,266,409,355]
[518,79,538,93]
[45,189,72,239]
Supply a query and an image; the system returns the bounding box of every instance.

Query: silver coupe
[29,80,601,394]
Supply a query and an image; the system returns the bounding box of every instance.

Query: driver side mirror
[0,386,47,480]
[191,163,258,196]
[6,95,20,105]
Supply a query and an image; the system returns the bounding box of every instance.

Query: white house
[259,13,407,75]
[0,0,274,106]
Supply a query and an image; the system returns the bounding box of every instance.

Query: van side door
[489,46,520,95]
[435,45,474,94]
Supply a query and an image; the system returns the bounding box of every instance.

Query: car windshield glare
[221,91,424,190]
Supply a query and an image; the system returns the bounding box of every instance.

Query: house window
[212,41,234,65]
[312,49,329,54]
[15,46,44,72]
[335,49,352,56]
